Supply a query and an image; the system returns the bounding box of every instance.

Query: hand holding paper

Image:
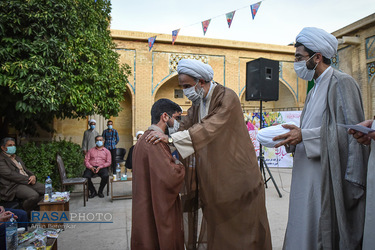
[338,123,375,134]
[344,120,375,145]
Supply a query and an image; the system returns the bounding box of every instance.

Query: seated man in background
[83,135,111,198]
[0,206,28,249]
[0,137,44,213]
[131,99,185,250]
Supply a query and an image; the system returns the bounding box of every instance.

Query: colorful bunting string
[201,19,211,35]
[226,11,236,28]
[250,2,262,20]
[147,0,265,51]
[172,29,180,45]
[148,36,157,51]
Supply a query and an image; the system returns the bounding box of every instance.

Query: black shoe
[89,192,97,198]
[98,192,104,198]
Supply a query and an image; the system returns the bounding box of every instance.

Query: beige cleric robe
[131,126,185,250]
[178,83,272,250]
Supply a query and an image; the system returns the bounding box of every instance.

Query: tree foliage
[0,0,130,136]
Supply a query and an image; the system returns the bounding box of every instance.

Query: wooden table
[37,200,69,229]
[110,177,132,201]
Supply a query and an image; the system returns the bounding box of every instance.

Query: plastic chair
[56,154,88,207]
[115,148,126,164]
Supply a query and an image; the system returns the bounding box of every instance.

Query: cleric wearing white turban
[296,27,338,59]
[144,58,272,249]
[274,27,367,250]
[177,59,214,82]
[82,118,99,154]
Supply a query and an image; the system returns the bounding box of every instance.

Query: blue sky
[110,0,374,45]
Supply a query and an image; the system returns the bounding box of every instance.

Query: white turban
[296,27,338,59]
[136,131,144,138]
[177,59,214,82]
[88,119,96,124]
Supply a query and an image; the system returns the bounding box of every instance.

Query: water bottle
[116,164,121,180]
[45,176,52,198]
[6,214,18,250]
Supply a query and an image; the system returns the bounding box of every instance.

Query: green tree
[0,0,130,136]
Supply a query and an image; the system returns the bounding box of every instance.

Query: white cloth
[89,119,97,124]
[177,59,214,82]
[296,27,338,59]
[256,122,295,148]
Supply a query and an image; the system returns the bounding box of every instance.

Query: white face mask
[168,120,180,135]
[294,54,318,81]
[183,81,204,106]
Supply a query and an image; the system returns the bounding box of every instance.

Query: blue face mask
[6,146,16,155]
[96,141,103,147]
[90,125,96,130]
[108,125,113,130]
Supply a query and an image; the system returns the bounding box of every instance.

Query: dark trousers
[14,182,44,213]
[83,168,109,194]
[0,208,28,249]
[109,148,116,174]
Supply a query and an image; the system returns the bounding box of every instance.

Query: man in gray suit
[0,137,44,213]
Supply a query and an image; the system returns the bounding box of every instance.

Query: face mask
[183,81,204,106]
[6,146,16,155]
[108,125,113,129]
[294,54,318,81]
[168,119,180,135]
[90,125,95,130]
[96,141,103,147]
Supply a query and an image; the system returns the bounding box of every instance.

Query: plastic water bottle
[6,214,18,250]
[116,164,121,180]
[45,176,52,198]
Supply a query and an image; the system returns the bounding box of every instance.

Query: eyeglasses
[294,54,310,62]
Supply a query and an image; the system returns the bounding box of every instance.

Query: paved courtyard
[58,167,292,250]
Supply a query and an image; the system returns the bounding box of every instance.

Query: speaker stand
[258,100,282,198]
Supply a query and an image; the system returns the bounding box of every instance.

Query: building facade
[53,13,375,153]
[332,13,375,119]
[53,30,305,152]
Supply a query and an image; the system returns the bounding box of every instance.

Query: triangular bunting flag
[148,36,156,51]
[172,29,180,45]
[226,11,236,28]
[201,19,211,35]
[250,2,262,20]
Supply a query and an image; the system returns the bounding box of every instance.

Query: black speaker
[245,58,279,101]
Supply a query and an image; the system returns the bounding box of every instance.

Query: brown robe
[131,127,185,250]
[180,83,272,250]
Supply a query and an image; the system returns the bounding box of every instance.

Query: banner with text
[244,111,302,168]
